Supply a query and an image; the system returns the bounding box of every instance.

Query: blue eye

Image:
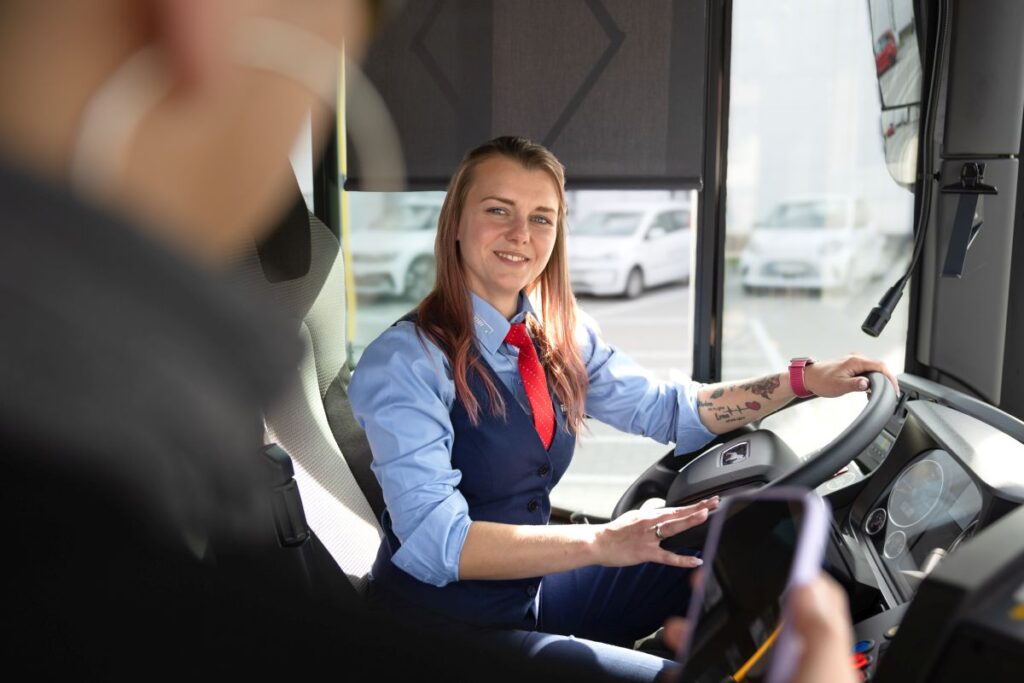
[487,206,508,216]
[531,215,553,225]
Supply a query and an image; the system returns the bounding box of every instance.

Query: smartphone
[675,487,832,683]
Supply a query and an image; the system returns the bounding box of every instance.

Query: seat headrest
[229,170,340,325]
[256,182,313,283]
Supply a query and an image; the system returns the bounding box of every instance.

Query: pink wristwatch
[789,357,815,398]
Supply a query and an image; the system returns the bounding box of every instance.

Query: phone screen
[678,497,807,683]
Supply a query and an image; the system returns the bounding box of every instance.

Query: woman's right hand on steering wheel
[593,497,719,569]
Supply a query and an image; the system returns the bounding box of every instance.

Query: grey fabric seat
[230,186,383,594]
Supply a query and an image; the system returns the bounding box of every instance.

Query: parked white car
[349,197,442,300]
[567,203,692,298]
[739,196,884,293]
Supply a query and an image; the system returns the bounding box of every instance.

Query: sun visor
[345,0,707,191]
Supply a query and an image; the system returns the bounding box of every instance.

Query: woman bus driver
[349,136,896,680]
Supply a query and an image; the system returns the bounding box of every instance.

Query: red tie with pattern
[504,322,555,449]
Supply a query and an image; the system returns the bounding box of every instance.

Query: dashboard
[660,374,1024,680]
[842,395,1024,607]
[819,384,1024,680]
[861,449,982,600]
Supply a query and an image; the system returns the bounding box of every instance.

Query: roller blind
[346,0,707,190]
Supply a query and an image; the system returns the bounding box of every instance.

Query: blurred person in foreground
[0,1,579,680]
[661,575,860,683]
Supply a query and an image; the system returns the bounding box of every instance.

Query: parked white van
[568,203,692,298]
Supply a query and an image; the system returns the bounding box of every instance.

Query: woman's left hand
[592,497,720,569]
[804,353,899,398]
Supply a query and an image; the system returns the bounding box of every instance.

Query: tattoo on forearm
[700,375,779,426]
[712,403,756,423]
[740,375,780,400]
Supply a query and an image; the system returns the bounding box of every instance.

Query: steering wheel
[611,372,898,545]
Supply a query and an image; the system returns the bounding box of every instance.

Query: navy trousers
[372,560,694,683]
[540,560,693,646]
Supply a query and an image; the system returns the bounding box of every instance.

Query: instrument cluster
[861,449,983,598]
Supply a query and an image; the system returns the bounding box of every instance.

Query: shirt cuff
[391,492,472,587]
[674,380,715,455]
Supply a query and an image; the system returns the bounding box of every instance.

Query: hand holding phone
[784,577,858,683]
[675,487,833,683]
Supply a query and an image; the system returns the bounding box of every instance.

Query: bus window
[725,0,919,455]
[347,190,446,351]
[561,189,697,515]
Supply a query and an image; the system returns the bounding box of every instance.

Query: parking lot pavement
[349,271,910,517]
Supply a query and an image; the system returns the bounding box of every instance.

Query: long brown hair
[414,136,588,434]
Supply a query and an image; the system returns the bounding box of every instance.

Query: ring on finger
[654,523,665,540]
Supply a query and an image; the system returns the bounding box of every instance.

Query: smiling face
[456,155,561,318]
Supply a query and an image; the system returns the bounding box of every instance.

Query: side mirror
[646,226,667,241]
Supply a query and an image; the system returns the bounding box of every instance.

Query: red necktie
[504,322,555,449]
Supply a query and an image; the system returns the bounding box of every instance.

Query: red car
[875,30,898,75]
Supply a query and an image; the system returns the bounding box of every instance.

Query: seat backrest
[231,184,383,594]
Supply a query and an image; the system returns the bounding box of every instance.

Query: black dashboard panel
[861,449,983,601]
[873,504,1024,683]
[847,400,1024,606]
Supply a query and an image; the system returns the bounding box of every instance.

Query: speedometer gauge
[887,458,945,528]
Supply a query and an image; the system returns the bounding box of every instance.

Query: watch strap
[789,357,815,398]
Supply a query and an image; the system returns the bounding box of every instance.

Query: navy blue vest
[370,324,576,629]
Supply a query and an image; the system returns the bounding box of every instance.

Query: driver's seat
[230,179,383,595]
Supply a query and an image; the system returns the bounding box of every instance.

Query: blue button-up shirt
[348,293,714,587]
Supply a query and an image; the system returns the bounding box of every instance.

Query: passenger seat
[231,179,383,594]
